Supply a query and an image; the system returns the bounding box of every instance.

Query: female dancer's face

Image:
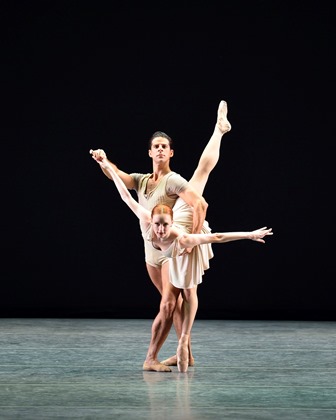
[151,213,173,240]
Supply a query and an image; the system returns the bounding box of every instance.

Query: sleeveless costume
[131,171,214,289]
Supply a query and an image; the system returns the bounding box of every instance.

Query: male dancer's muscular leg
[143,266,181,372]
[146,263,183,341]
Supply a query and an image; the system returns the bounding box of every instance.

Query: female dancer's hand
[249,227,273,243]
[89,148,106,162]
[178,247,193,256]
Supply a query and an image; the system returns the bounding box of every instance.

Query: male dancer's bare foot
[176,335,189,373]
[143,360,172,372]
[217,100,231,134]
[160,354,195,367]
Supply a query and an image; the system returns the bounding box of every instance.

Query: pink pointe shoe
[177,340,189,373]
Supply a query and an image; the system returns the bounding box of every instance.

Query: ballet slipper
[161,354,195,367]
[176,341,189,373]
[142,361,172,372]
[217,100,231,133]
[160,355,178,366]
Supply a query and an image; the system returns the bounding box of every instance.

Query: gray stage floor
[0,318,335,419]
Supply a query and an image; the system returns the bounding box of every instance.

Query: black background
[2,1,335,319]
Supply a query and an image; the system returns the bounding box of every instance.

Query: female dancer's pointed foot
[160,354,195,367]
[177,339,189,373]
[217,100,231,134]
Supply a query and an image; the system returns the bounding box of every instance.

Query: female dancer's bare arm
[178,227,273,248]
[90,149,151,225]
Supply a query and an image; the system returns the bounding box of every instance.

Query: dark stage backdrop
[2,2,334,320]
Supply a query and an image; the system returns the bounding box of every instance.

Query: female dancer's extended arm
[178,227,273,249]
[90,149,151,225]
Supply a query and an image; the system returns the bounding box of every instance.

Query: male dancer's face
[148,137,174,164]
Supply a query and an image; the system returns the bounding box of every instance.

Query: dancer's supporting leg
[143,264,181,372]
[176,287,198,372]
[146,262,185,364]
